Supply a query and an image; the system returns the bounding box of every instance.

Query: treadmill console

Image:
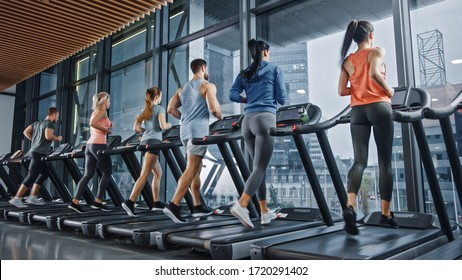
[209,114,243,134]
[163,125,181,141]
[276,103,311,126]
[391,86,411,111]
[48,143,72,157]
[121,132,143,146]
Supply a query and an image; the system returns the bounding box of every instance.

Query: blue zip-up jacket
[229,61,286,114]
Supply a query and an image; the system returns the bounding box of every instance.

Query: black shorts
[140,138,162,156]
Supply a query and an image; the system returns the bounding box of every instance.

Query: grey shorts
[182,139,207,157]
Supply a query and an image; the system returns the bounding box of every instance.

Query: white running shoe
[230,203,254,229]
[261,211,277,225]
[9,197,28,208]
[25,196,45,205]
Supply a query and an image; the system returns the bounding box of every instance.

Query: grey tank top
[180,78,210,140]
[141,105,165,141]
[29,119,55,154]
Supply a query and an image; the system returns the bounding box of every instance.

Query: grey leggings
[74,144,112,200]
[347,102,394,201]
[242,112,276,201]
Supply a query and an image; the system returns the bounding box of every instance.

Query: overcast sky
[306,0,462,161]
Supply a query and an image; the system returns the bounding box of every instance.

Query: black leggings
[347,102,394,201]
[74,144,112,200]
[22,152,49,188]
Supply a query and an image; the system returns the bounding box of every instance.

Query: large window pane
[39,67,57,95]
[71,81,96,146]
[37,94,57,121]
[410,0,462,224]
[257,0,396,216]
[72,48,97,81]
[166,24,241,207]
[168,0,239,42]
[68,80,96,196]
[109,59,153,199]
[111,20,148,66]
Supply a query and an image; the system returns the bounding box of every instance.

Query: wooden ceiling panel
[0,0,173,92]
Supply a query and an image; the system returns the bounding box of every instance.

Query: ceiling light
[296,89,306,94]
[451,59,462,64]
[432,98,439,102]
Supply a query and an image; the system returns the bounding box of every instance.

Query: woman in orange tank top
[338,20,397,235]
[68,92,113,213]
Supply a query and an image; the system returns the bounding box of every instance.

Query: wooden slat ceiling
[0,0,173,92]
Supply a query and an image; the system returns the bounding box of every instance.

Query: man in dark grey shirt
[9,107,62,208]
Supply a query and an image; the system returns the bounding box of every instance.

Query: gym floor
[0,220,212,260]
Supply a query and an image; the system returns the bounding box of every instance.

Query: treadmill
[21,136,125,229]
[251,86,457,260]
[1,144,77,222]
[52,133,164,234]
[53,130,197,236]
[2,150,54,201]
[153,104,345,260]
[422,89,462,213]
[98,116,258,245]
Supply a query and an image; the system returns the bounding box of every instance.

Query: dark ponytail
[242,39,270,80]
[340,20,374,62]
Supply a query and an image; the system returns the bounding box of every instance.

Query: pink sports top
[87,113,111,144]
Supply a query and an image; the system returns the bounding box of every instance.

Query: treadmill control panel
[276,103,311,127]
[209,114,243,134]
[163,125,180,141]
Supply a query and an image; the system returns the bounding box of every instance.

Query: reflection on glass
[410,0,462,223]
[167,24,241,207]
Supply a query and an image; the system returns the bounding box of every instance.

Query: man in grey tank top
[9,107,62,208]
[164,58,222,223]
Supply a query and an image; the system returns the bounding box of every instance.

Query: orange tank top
[87,113,111,144]
[347,48,391,107]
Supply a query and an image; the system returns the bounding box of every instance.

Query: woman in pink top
[338,20,397,235]
[69,92,113,213]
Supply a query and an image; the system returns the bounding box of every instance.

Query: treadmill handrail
[98,145,137,155]
[422,89,462,119]
[191,131,242,145]
[136,140,182,152]
[393,87,431,123]
[293,105,351,134]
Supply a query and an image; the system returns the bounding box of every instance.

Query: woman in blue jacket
[229,39,287,228]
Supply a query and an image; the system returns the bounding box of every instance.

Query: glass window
[256,0,396,216]
[39,67,58,95]
[166,24,241,207]
[109,59,154,200]
[72,48,97,81]
[168,0,239,42]
[111,20,148,66]
[71,80,96,146]
[68,80,96,196]
[109,59,153,141]
[37,94,57,120]
[409,0,462,223]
